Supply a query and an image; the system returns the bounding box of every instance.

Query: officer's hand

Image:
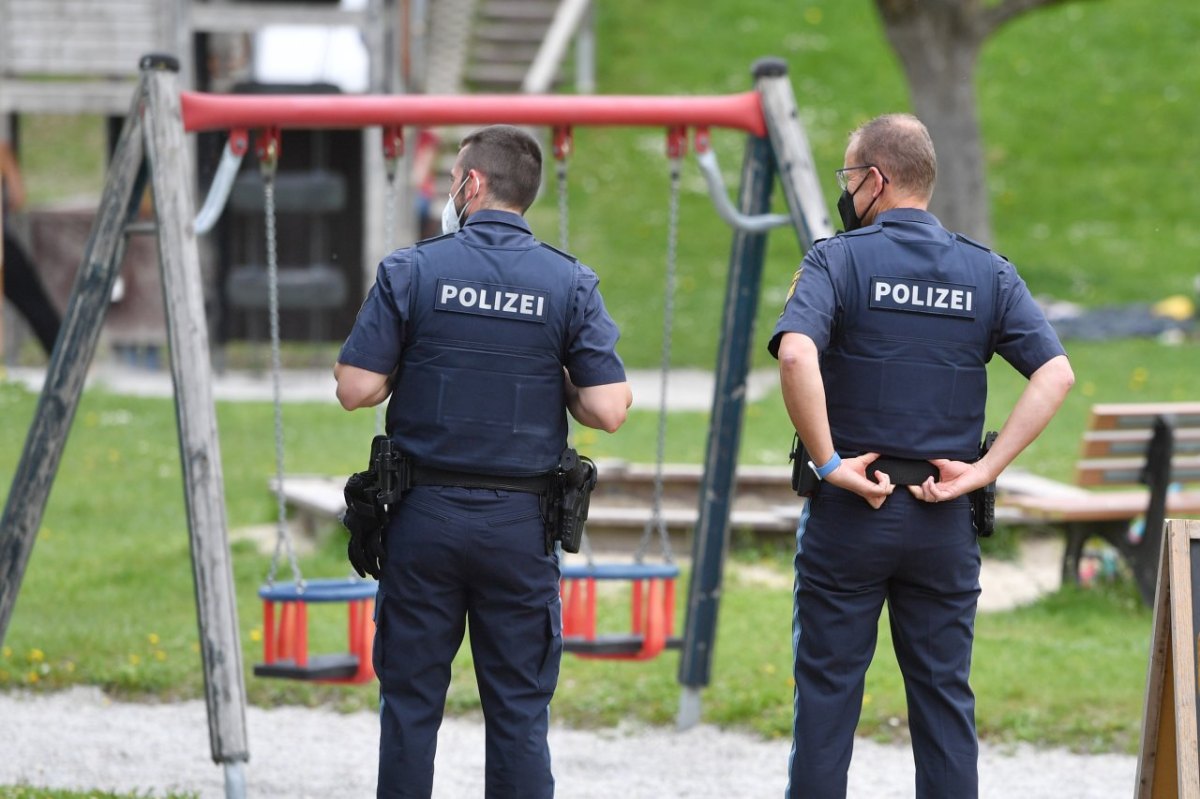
[828,452,895,510]
[908,459,987,503]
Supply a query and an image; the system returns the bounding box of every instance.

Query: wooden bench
[1004,402,1200,604]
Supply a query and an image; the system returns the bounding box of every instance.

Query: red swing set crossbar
[179,91,767,136]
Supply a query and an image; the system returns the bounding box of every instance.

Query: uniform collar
[463,209,531,233]
[874,207,942,227]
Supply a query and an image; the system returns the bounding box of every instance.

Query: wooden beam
[0,80,146,645]
[141,55,249,768]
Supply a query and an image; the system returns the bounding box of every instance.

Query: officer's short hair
[459,125,542,212]
[848,114,936,199]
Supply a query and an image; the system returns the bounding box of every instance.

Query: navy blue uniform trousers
[374,485,562,799]
[787,486,981,799]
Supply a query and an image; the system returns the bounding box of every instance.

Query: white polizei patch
[436,278,549,322]
[869,276,976,318]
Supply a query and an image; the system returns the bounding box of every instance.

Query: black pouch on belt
[868,456,939,486]
[788,433,819,498]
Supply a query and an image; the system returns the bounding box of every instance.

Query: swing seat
[254,578,377,684]
[560,562,681,661]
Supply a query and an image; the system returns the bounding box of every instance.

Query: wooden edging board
[1136,518,1200,798]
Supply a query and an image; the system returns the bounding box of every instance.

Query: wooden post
[755,57,836,249]
[676,57,835,730]
[0,81,147,644]
[140,54,249,771]
[1136,518,1200,798]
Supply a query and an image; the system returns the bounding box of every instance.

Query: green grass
[15,1,1200,374]
[2,332,1196,763]
[4,1,1200,790]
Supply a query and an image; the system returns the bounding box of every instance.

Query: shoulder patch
[538,242,578,262]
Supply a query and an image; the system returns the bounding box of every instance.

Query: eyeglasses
[835,165,875,191]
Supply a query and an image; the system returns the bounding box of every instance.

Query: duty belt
[867,456,939,486]
[409,465,555,494]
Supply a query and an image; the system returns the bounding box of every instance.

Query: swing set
[0,53,832,790]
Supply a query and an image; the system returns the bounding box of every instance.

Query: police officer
[769,114,1074,799]
[334,125,632,799]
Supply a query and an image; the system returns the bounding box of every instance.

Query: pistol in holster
[542,447,598,554]
[970,431,999,537]
[341,435,410,578]
[789,433,820,498]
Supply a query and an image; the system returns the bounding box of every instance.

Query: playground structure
[0,53,832,794]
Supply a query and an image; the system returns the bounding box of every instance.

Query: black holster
[971,431,999,537]
[341,436,410,578]
[542,447,597,554]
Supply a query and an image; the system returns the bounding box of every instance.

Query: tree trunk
[877,6,992,243]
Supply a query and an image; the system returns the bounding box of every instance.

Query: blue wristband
[809,452,842,481]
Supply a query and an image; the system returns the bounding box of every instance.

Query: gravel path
[1,537,1137,797]
[0,686,1136,798]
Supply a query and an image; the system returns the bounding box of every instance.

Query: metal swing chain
[553,128,597,564]
[636,139,684,565]
[260,136,305,590]
[556,158,570,253]
[377,128,403,437]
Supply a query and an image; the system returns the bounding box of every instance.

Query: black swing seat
[563,634,683,656]
[253,653,363,681]
[560,562,680,661]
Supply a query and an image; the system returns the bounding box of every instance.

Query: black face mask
[836,169,885,232]
[837,189,862,232]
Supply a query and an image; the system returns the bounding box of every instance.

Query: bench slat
[1088,402,1200,431]
[1076,455,1200,487]
[1004,490,1200,522]
[1082,428,1200,458]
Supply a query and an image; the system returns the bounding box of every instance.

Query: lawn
[3,0,1199,793]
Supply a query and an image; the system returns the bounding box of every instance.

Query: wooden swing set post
[677,57,834,730]
[0,55,250,794]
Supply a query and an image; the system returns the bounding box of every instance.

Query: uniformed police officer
[769,114,1074,798]
[334,124,632,799]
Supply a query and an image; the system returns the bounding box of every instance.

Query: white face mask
[440,174,476,235]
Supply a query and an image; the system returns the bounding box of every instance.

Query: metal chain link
[636,156,682,565]
[375,162,400,437]
[554,150,595,563]
[556,159,570,252]
[262,173,304,590]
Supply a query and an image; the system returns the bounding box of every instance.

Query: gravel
[0,686,1136,798]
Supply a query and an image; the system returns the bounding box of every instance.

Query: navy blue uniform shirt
[768,208,1065,459]
[340,210,625,388]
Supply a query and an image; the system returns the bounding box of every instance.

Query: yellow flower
[154,650,167,662]
[1130,367,1149,390]
[2,646,11,659]
[250,629,263,643]
[28,648,44,663]
[26,671,39,684]
[147,633,160,646]
[1081,381,1096,397]
[128,654,142,666]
